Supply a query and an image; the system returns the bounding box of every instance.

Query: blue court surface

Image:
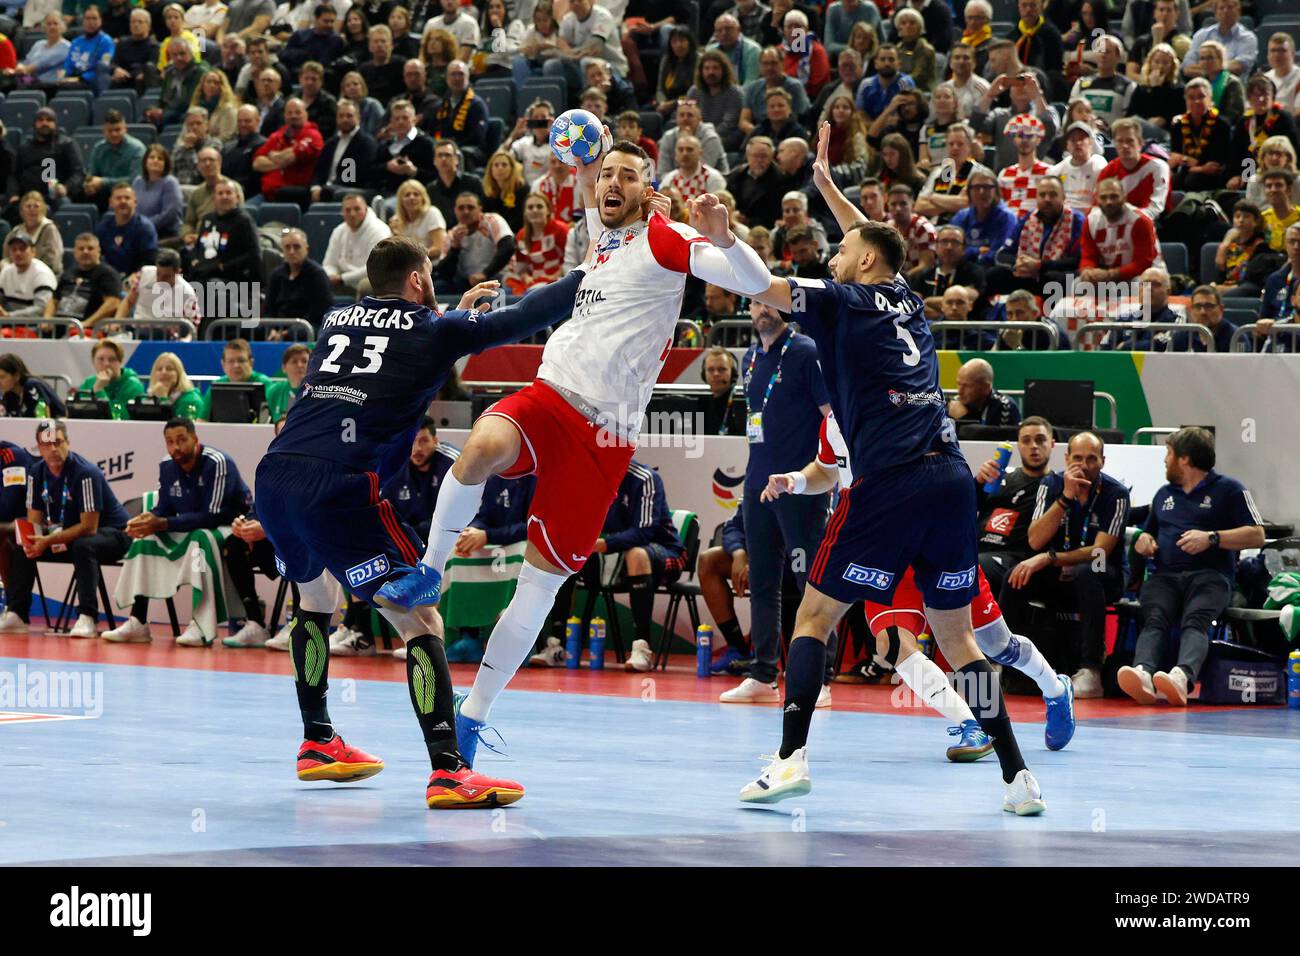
[2,654,1297,867]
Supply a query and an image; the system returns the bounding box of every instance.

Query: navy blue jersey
[0,441,35,522]
[1033,470,1131,569]
[381,442,459,539]
[720,504,746,554]
[1144,472,1262,577]
[26,451,130,530]
[787,275,957,479]
[470,473,537,546]
[267,270,586,482]
[152,444,253,532]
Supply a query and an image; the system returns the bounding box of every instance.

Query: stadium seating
[1160,243,1189,278]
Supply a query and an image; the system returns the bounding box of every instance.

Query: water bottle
[1288,650,1300,709]
[917,631,935,659]
[588,617,605,670]
[696,624,713,677]
[983,441,1015,494]
[34,400,47,418]
[564,615,582,670]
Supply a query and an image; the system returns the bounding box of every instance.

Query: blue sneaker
[374,563,442,612]
[709,647,752,676]
[453,692,507,768]
[1044,674,1076,751]
[946,719,995,762]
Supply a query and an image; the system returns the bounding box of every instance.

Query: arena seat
[653,510,703,670]
[475,83,515,124]
[0,99,37,134]
[126,123,157,145]
[637,111,663,140]
[255,203,302,228]
[50,96,90,131]
[1199,243,1219,284]
[1160,242,1189,277]
[303,209,342,256]
[53,210,95,245]
[94,92,139,124]
[519,77,566,113]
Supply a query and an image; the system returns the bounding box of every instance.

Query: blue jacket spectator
[63,13,116,92]
[381,422,458,540]
[855,67,915,120]
[952,200,1020,266]
[280,20,346,70]
[469,474,537,546]
[0,440,35,521]
[95,205,159,277]
[151,443,253,532]
[720,505,746,554]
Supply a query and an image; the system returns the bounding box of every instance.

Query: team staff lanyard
[42,471,74,527]
[1062,482,1100,552]
[745,330,793,444]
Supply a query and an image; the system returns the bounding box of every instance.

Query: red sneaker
[426,764,525,809]
[296,736,385,782]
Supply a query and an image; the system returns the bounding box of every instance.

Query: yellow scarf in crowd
[962,23,992,46]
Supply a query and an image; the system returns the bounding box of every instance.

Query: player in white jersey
[763,412,1076,759]
[375,133,775,777]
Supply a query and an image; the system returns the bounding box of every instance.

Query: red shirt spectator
[507,195,569,295]
[253,99,323,201]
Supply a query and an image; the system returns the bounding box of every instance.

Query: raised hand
[457,280,500,311]
[642,187,670,221]
[689,193,733,246]
[812,120,833,192]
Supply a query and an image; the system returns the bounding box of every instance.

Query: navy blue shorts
[808,453,980,611]
[255,453,425,602]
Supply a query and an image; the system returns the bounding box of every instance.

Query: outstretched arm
[811,121,863,236]
[687,193,792,311]
[453,266,589,353]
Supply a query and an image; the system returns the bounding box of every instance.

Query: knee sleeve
[974,616,1020,666]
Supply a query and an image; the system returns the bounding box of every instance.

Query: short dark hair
[35,418,67,443]
[851,220,906,273]
[104,108,126,125]
[418,414,437,435]
[786,223,817,245]
[1167,425,1215,470]
[1019,415,1054,434]
[223,338,251,355]
[281,343,311,367]
[156,248,182,270]
[1233,199,1263,222]
[164,416,197,434]
[314,3,334,16]
[1262,167,1297,188]
[367,235,429,296]
[607,138,652,174]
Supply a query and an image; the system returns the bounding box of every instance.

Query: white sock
[461,562,570,723]
[975,618,1062,698]
[421,470,486,573]
[895,650,975,724]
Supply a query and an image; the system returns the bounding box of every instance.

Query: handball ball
[550,108,609,166]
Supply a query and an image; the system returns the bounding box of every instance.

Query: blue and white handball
[550,108,610,166]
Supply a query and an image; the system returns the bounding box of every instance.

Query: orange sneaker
[426,764,525,809]
[296,736,385,782]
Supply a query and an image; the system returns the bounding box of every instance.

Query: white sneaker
[222,621,270,648]
[175,620,209,647]
[332,631,375,656]
[265,624,292,651]
[1153,668,1190,706]
[740,747,811,804]
[69,614,99,638]
[1117,665,1156,705]
[102,616,151,643]
[624,638,653,672]
[816,685,831,708]
[0,610,29,633]
[720,677,780,703]
[529,636,567,667]
[328,625,358,648]
[1003,768,1047,815]
[1071,667,1103,699]
[392,643,407,661]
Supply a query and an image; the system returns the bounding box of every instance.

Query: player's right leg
[376,408,524,612]
[739,583,849,804]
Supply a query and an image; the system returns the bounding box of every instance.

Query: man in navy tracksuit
[0,440,36,596]
[106,417,253,645]
[1118,427,1265,707]
[381,416,459,542]
[0,419,131,638]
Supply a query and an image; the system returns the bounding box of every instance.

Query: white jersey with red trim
[1097,154,1171,218]
[816,412,854,489]
[537,210,706,439]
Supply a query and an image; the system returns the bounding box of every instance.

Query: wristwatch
[1208,531,1220,548]
[1055,495,1071,511]
[1047,549,1058,567]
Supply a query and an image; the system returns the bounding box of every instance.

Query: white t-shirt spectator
[560,4,627,74]
[129,266,202,321]
[512,136,553,188]
[1266,66,1300,113]
[394,206,447,245]
[454,213,512,279]
[1048,153,1108,215]
[323,210,393,288]
[423,10,481,51]
[0,260,57,316]
[186,0,230,34]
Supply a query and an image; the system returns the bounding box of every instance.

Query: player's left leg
[291,571,386,783]
[740,583,849,804]
[376,603,524,809]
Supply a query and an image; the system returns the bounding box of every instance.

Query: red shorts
[865,566,1002,634]
[483,381,634,574]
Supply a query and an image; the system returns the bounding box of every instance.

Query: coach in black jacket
[305,100,381,204]
[375,99,438,198]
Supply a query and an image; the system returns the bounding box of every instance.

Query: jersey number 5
[894,317,921,367]
[319,334,390,375]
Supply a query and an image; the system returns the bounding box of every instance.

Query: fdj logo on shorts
[346,554,391,588]
[843,564,894,589]
[937,566,977,591]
